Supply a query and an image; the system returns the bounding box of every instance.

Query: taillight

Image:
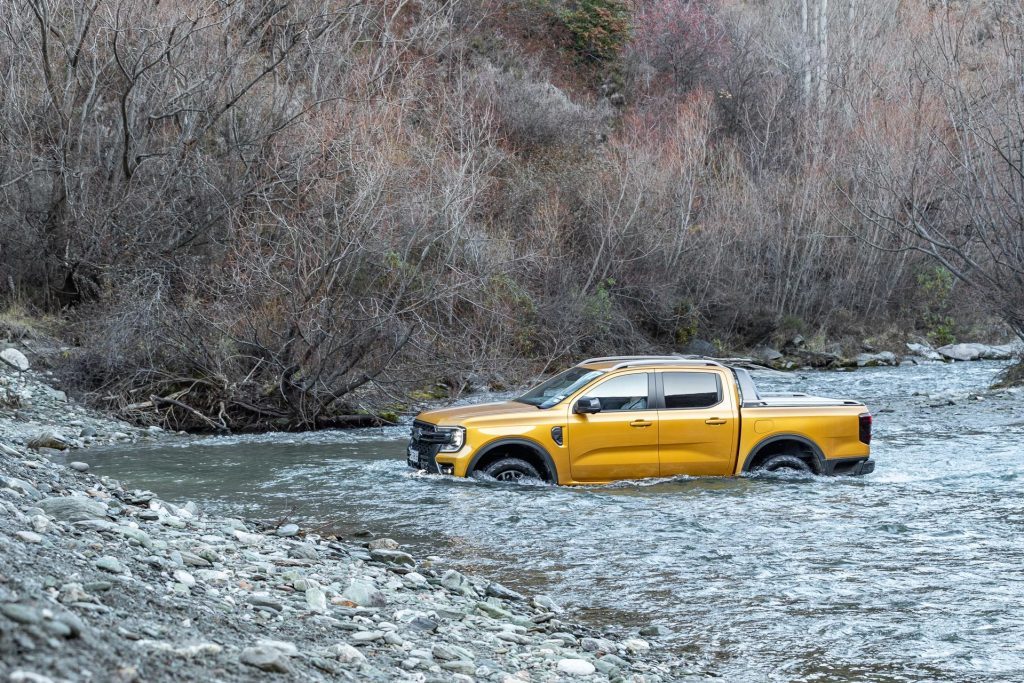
[859,413,872,444]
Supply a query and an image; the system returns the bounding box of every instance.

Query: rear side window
[587,373,650,412]
[662,372,721,409]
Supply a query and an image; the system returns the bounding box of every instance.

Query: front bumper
[407,421,458,475]
[824,457,875,476]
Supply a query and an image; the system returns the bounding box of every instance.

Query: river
[82,361,1024,682]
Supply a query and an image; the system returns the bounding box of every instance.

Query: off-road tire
[756,454,813,474]
[480,457,541,482]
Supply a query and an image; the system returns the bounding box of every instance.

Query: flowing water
[81,361,1024,682]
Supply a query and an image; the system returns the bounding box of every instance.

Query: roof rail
[578,355,688,365]
[577,355,726,370]
[609,358,725,370]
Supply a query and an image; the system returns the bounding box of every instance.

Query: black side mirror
[574,396,601,415]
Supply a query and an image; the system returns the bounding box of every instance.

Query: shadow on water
[79,361,1024,682]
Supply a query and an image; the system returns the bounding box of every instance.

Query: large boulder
[855,351,898,367]
[752,346,783,363]
[38,496,109,521]
[28,431,71,450]
[906,342,943,361]
[0,348,29,371]
[937,343,991,361]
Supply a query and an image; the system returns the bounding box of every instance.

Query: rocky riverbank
[1,355,679,682]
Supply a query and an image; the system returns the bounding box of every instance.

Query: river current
[83,361,1024,682]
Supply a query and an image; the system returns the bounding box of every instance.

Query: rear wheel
[755,454,812,474]
[480,457,541,482]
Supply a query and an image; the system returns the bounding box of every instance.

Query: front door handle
[705,418,727,425]
[630,419,653,428]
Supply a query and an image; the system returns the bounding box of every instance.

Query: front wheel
[479,457,541,482]
[755,454,813,474]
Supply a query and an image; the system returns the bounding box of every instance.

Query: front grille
[409,420,442,472]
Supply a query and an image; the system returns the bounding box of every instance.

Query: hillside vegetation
[1,0,1022,429]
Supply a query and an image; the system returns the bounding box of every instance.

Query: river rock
[533,595,564,613]
[1,603,41,624]
[39,496,108,521]
[855,351,897,367]
[240,645,292,673]
[16,530,42,544]
[752,346,783,363]
[369,548,415,566]
[329,643,366,663]
[557,659,596,676]
[306,586,327,613]
[906,342,943,360]
[1,348,30,371]
[173,570,196,587]
[351,630,385,644]
[937,343,990,361]
[486,582,525,601]
[441,569,475,596]
[2,476,41,500]
[233,529,265,546]
[27,431,70,450]
[276,523,299,537]
[69,461,90,472]
[96,556,126,574]
[367,537,399,550]
[342,580,386,608]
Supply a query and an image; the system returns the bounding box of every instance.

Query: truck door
[656,370,738,476]
[568,372,659,482]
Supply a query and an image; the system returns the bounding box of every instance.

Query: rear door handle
[630,419,653,427]
[705,418,727,425]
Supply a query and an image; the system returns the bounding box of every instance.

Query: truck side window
[587,373,649,412]
[663,372,721,409]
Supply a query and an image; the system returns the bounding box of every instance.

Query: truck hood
[415,400,540,426]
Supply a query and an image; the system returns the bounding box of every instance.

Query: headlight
[437,426,465,452]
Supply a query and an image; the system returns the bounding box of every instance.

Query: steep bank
[1,357,678,682]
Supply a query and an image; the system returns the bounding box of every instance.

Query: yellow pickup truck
[407,356,873,484]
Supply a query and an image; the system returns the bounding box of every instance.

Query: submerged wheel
[756,454,812,474]
[480,457,541,482]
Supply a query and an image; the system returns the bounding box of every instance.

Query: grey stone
[16,530,42,544]
[752,346,783,362]
[1,476,41,500]
[639,624,671,637]
[287,543,319,561]
[486,582,525,600]
[367,537,399,550]
[276,523,299,537]
[855,351,898,367]
[1,603,41,624]
[557,659,596,676]
[68,461,90,472]
[369,548,415,566]
[1,348,30,371]
[240,645,292,673]
[342,580,386,608]
[27,431,70,450]
[96,556,126,573]
[440,569,475,596]
[937,343,990,361]
[39,496,108,521]
[306,586,327,613]
[351,630,384,644]
[533,595,563,613]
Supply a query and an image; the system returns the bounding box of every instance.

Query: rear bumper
[824,457,875,476]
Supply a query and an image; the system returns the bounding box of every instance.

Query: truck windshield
[515,368,604,409]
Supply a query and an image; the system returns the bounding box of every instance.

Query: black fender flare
[467,438,558,483]
[741,434,826,474]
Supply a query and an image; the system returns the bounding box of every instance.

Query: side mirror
[574,396,602,415]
